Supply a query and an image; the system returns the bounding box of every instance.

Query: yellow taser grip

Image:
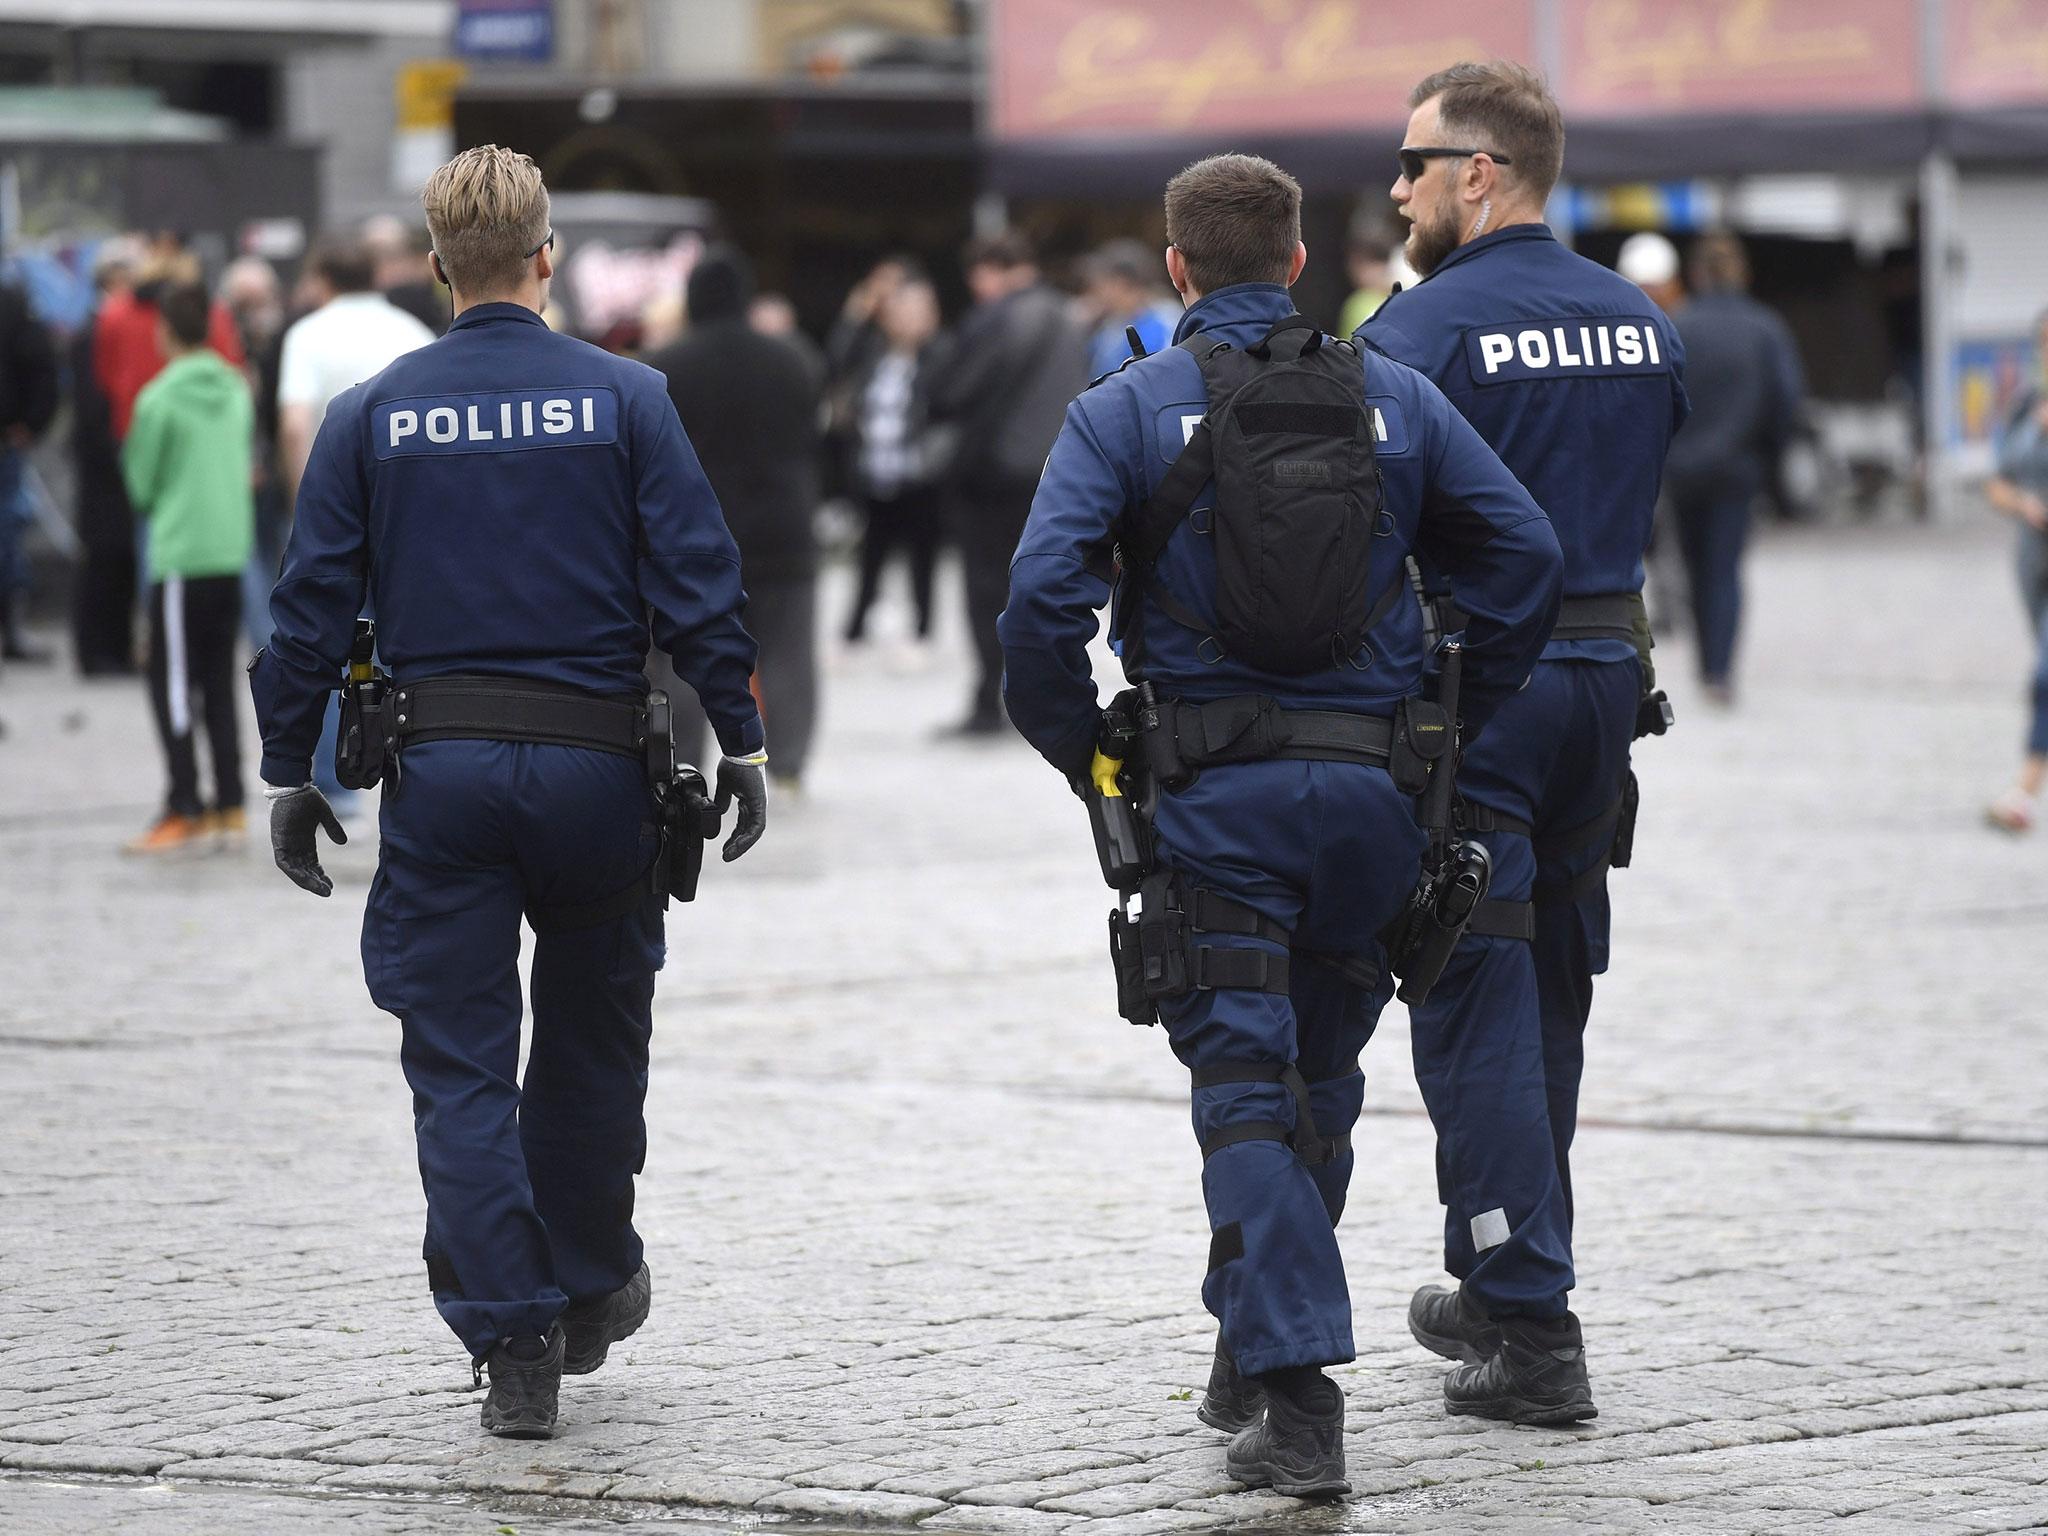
[1091,750,1125,798]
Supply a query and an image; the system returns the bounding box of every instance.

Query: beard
[1404,204,1461,277]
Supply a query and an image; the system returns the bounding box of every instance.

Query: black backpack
[1112,316,1394,677]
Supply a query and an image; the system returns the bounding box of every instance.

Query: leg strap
[1460,792,1625,909]
[1192,1061,1349,1166]
[1187,886,1291,994]
[1468,899,1535,941]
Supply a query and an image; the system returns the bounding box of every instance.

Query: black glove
[269,784,347,897]
[714,757,767,862]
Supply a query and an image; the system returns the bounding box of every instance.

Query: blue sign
[454,0,554,62]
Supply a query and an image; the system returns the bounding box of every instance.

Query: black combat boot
[1225,1368,1348,1498]
[562,1260,652,1375]
[477,1326,565,1439]
[1443,1311,1596,1425]
[1195,1332,1265,1433]
[1408,1282,1501,1364]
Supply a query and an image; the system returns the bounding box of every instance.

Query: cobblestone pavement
[3,519,2046,1535]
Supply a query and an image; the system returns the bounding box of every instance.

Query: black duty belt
[390,676,649,756]
[1550,592,1642,645]
[1164,695,1395,772]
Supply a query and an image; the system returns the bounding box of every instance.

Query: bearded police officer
[1002,154,1561,1496]
[1358,62,1689,1423]
[249,146,768,1439]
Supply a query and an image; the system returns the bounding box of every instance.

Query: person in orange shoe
[122,281,255,855]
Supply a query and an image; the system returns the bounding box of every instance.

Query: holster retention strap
[1109,871,1291,1026]
[1191,1061,1348,1167]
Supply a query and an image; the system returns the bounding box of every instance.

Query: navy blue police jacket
[999,282,1564,780]
[1358,225,1688,664]
[251,301,764,786]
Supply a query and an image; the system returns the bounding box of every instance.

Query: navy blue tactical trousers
[1151,758,1424,1377]
[361,739,665,1359]
[1408,658,1639,1320]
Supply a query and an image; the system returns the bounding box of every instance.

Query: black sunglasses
[1398,146,1513,183]
[525,229,555,260]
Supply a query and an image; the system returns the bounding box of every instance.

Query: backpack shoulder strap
[1118,332,1229,571]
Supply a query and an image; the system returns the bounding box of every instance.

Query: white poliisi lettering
[466,403,495,441]
[1518,329,1551,368]
[1479,333,1515,375]
[1597,326,1614,366]
[1372,408,1389,442]
[521,399,535,436]
[542,399,573,434]
[581,397,596,433]
[1553,326,1583,367]
[388,409,418,447]
[500,401,515,437]
[1615,325,1644,365]
[1645,326,1662,365]
[426,407,459,443]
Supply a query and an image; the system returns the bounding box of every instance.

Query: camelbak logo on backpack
[1113,316,1391,678]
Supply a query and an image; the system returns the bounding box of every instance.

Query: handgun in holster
[1386,637,1491,1006]
[334,619,393,790]
[643,690,723,904]
[1391,840,1492,1006]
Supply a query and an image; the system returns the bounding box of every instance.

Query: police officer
[1358,62,1689,1422]
[249,147,768,1440]
[1001,154,1561,1496]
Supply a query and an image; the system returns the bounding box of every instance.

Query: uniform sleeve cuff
[715,716,767,759]
[261,753,314,787]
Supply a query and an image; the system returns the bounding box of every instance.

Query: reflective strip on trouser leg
[1406,929,1574,1318]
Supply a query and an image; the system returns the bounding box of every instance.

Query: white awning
[0,0,453,38]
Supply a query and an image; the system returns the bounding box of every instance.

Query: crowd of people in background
[5,211,2048,835]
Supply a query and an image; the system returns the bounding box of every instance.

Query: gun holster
[1388,839,1493,1007]
[640,691,722,904]
[335,620,392,791]
[658,765,721,903]
[1635,688,1674,740]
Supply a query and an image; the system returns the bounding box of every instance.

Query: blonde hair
[421,145,551,298]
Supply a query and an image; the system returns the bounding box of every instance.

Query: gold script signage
[990,0,1534,139]
[1946,0,2048,105]
[1562,0,1922,113]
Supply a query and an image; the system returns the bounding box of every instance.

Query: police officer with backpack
[1000,154,1562,1497]
[250,147,768,1440]
[1358,62,1689,1424]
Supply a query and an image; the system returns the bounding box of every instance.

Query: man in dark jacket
[1661,233,1803,703]
[930,232,1089,736]
[648,248,823,785]
[0,278,59,662]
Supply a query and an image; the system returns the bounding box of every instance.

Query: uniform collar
[447,301,548,333]
[1419,222,1556,281]
[1172,282,1292,344]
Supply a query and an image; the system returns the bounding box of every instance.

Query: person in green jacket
[121,281,256,854]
